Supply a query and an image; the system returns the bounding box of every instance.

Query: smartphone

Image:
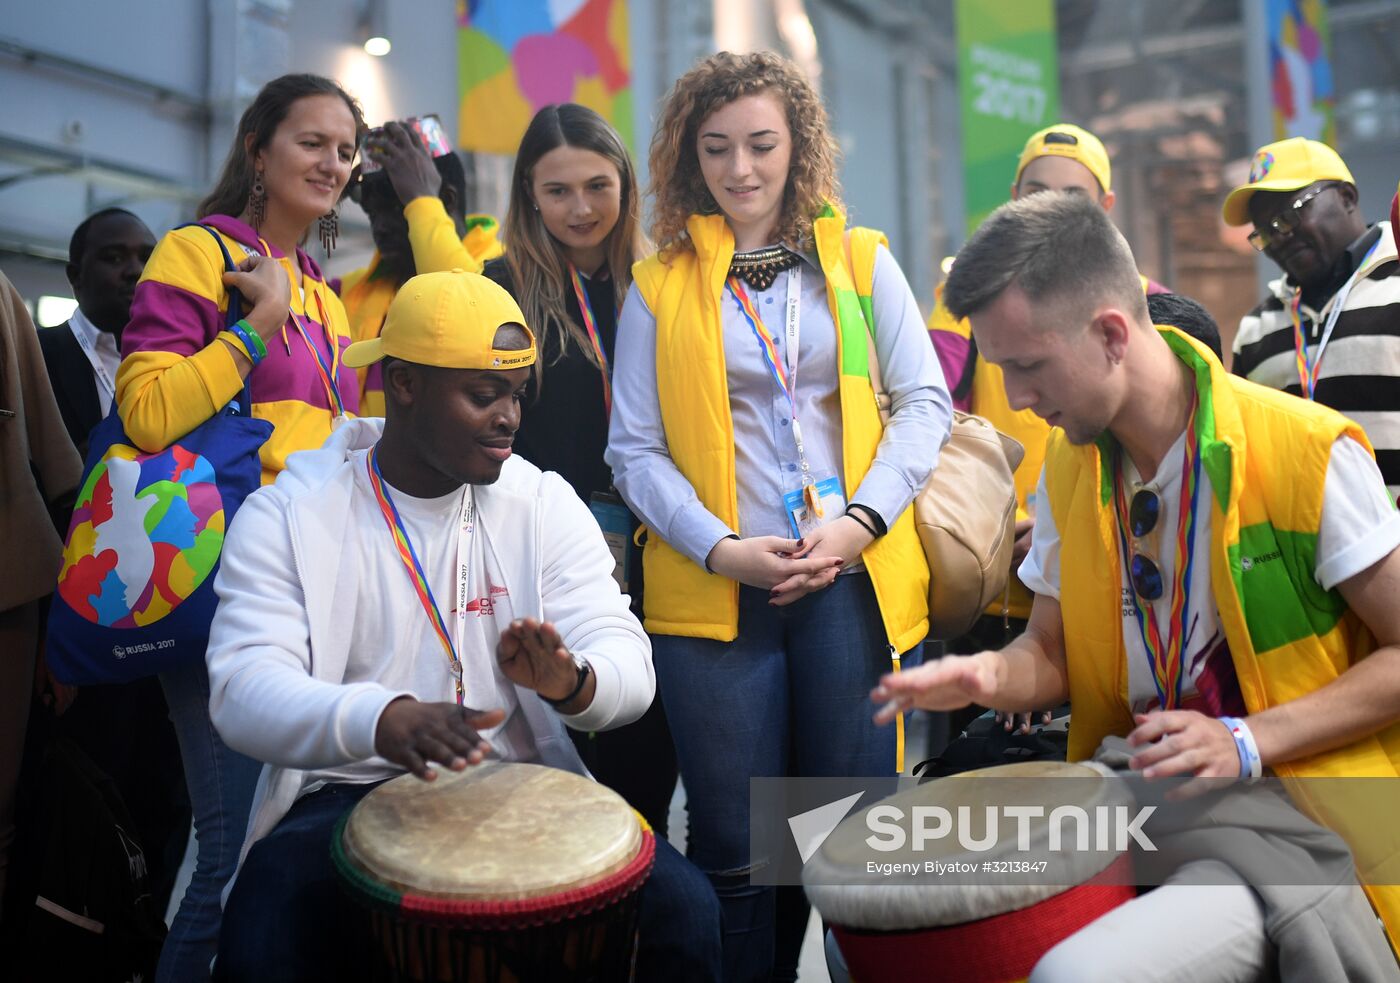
[359,113,451,175]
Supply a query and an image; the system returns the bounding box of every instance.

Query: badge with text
[783,475,846,539]
[589,492,633,593]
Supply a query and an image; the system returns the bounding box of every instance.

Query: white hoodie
[206,418,653,870]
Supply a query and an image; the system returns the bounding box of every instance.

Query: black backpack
[913,709,1070,781]
[5,734,167,982]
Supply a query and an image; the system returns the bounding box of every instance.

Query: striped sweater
[340,197,503,417]
[117,214,358,485]
[1233,222,1400,497]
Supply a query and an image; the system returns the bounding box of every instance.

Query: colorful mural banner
[1268,0,1335,145]
[955,0,1060,237]
[457,0,633,155]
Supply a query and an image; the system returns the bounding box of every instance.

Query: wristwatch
[542,654,592,709]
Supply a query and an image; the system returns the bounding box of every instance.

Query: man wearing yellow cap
[1226,137,1400,499]
[205,270,720,980]
[340,120,505,417]
[928,123,1170,730]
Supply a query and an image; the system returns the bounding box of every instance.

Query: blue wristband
[227,320,262,366]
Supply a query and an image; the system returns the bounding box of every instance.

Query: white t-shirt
[304,450,538,788]
[1019,434,1400,715]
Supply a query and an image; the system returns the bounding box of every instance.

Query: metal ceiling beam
[0,133,202,203]
[0,35,210,119]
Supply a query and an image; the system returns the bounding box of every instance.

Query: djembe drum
[805,761,1138,983]
[333,762,655,982]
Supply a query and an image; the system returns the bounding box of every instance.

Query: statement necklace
[727,245,801,290]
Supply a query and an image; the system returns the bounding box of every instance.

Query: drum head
[805,760,1136,929]
[343,762,641,901]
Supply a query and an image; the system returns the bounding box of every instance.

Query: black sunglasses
[1126,488,1164,601]
[1247,182,1338,253]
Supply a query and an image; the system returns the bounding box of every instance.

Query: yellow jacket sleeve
[404,196,484,274]
[116,228,247,452]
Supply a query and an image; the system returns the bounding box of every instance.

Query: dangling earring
[319,206,339,253]
[249,170,267,230]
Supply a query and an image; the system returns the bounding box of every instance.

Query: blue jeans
[216,779,721,982]
[652,572,920,983]
[157,660,263,983]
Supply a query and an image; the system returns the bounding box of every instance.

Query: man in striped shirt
[1225,137,1400,497]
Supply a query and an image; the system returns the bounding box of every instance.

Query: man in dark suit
[31,208,190,914]
[37,208,155,457]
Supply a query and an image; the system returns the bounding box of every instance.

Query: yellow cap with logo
[342,268,536,370]
[1222,137,1355,227]
[1015,123,1112,194]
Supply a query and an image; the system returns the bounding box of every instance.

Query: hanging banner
[457,0,633,155]
[955,0,1060,237]
[1268,0,1335,145]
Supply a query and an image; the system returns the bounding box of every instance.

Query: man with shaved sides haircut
[876,191,1400,980]
[927,125,1170,722]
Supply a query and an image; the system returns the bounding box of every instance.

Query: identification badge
[589,492,633,593]
[782,474,846,539]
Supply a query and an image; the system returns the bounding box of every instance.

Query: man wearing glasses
[875,192,1400,980]
[1225,137,1400,499]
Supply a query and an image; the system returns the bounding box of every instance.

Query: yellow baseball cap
[342,269,536,371]
[1222,137,1355,227]
[1015,124,1112,194]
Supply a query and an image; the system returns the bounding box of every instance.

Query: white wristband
[1221,716,1263,779]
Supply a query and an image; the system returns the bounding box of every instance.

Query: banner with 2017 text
[955,0,1060,237]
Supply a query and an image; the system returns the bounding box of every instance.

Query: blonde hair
[647,50,842,255]
[501,104,646,376]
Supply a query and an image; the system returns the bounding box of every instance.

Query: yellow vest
[1047,328,1400,954]
[631,206,929,652]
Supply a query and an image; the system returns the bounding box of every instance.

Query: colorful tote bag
[46,224,274,684]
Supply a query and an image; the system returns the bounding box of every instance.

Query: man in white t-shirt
[207,270,719,981]
[873,193,1400,981]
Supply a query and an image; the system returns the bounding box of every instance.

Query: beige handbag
[845,231,1025,640]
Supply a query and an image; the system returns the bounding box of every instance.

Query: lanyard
[1290,239,1381,399]
[69,317,117,410]
[249,235,346,419]
[566,263,613,419]
[728,269,824,520]
[366,446,475,706]
[1113,399,1202,711]
[291,289,347,419]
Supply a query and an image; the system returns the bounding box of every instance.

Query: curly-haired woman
[606,50,952,980]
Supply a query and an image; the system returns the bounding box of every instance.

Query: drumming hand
[222,253,291,341]
[369,120,443,205]
[1127,710,1241,798]
[995,709,1054,735]
[375,697,506,781]
[871,652,1001,725]
[706,536,843,596]
[497,618,596,713]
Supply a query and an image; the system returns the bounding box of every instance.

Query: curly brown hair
[647,50,842,255]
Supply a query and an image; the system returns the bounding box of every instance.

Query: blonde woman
[606,51,951,979]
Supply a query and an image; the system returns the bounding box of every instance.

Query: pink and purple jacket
[117,215,358,484]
